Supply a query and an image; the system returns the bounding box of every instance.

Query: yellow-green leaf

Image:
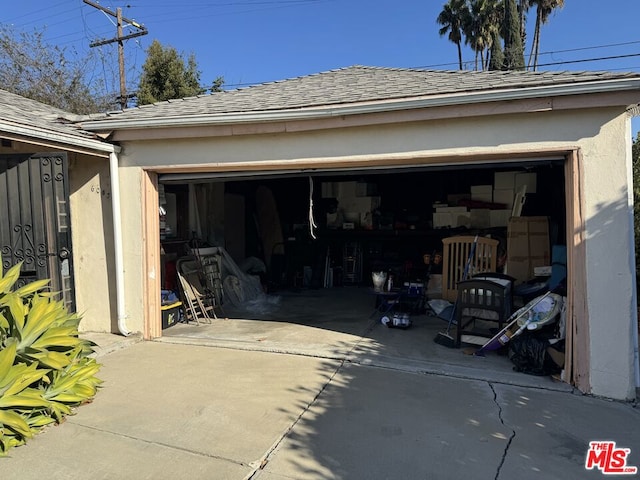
[46,393,86,404]
[25,414,56,428]
[0,409,33,438]
[70,383,97,398]
[20,296,60,344]
[0,391,51,409]
[0,263,22,294]
[47,402,72,421]
[13,279,50,297]
[0,312,9,330]
[2,363,49,397]
[27,351,70,370]
[0,294,26,333]
[0,340,17,383]
[44,373,81,398]
[0,432,26,455]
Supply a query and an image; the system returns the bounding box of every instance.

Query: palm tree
[481,0,504,69]
[461,0,502,70]
[437,0,470,70]
[527,0,565,70]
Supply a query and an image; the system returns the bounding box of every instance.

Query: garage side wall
[579,114,637,400]
[69,154,117,332]
[116,106,637,399]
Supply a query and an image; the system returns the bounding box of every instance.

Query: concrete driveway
[2,288,639,479]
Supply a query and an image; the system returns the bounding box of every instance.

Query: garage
[78,66,639,400]
[150,158,570,385]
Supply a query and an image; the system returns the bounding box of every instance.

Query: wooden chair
[441,235,499,302]
[455,272,515,347]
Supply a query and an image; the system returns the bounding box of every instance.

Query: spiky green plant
[0,263,101,456]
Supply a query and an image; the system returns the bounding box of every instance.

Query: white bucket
[372,271,387,292]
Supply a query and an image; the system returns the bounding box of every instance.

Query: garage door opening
[152,158,573,388]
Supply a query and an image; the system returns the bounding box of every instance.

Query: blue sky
[4,0,640,133]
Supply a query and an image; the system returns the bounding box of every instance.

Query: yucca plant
[0,263,102,456]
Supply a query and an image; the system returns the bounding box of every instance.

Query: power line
[415,51,640,71]
[221,53,640,90]
[536,52,640,68]
[537,40,640,56]
[83,0,148,109]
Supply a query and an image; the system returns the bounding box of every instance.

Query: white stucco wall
[578,115,637,400]
[68,154,117,333]
[111,106,637,399]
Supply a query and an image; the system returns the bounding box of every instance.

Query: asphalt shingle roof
[0,89,99,141]
[85,65,640,123]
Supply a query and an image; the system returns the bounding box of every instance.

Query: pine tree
[488,28,504,70]
[502,0,525,70]
[137,40,222,105]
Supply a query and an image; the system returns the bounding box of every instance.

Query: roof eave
[80,78,640,132]
[0,121,119,154]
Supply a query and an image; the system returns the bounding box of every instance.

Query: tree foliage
[136,40,224,105]
[437,0,469,70]
[502,0,525,70]
[436,0,563,71]
[0,25,114,114]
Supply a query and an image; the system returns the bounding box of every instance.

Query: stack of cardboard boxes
[323,181,380,229]
[432,170,538,229]
[506,216,551,284]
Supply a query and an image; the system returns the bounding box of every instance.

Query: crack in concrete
[245,319,378,480]
[488,382,516,480]
[245,356,348,480]
[70,421,248,466]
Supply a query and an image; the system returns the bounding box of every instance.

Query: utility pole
[82,0,148,109]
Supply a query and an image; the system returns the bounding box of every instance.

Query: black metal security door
[0,153,75,311]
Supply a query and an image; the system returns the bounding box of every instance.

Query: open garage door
[143,153,584,387]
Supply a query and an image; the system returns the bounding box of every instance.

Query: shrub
[0,263,101,456]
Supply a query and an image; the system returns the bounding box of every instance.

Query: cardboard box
[447,193,471,205]
[470,185,493,203]
[455,212,472,228]
[493,189,514,209]
[490,209,511,227]
[337,181,358,198]
[435,206,468,213]
[321,182,337,198]
[433,211,471,228]
[433,212,454,228]
[515,172,537,194]
[341,196,381,213]
[506,216,550,284]
[494,171,518,189]
[426,274,442,299]
[470,209,491,228]
[356,181,378,197]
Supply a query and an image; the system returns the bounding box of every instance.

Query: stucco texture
[108,106,636,399]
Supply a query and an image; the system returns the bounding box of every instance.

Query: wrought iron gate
[0,153,75,311]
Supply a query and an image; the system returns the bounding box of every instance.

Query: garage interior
[156,160,570,387]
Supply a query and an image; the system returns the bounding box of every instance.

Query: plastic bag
[508,334,561,376]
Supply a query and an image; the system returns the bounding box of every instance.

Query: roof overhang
[80,78,640,136]
[0,120,119,157]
